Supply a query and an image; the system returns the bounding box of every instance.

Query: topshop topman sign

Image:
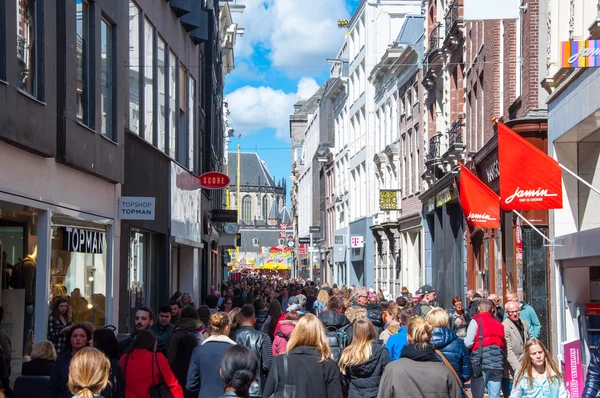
[119,197,155,220]
[62,227,105,254]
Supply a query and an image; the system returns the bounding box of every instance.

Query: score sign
[200,172,230,189]
[350,236,364,248]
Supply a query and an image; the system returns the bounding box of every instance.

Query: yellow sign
[436,187,456,208]
[379,190,400,210]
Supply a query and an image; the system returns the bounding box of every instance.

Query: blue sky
[224,0,361,205]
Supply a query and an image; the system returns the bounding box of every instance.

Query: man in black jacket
[584,345,600,398]
[230,304,273,397]
[318,296,353,361]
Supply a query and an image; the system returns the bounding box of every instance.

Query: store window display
[50,224,107,330]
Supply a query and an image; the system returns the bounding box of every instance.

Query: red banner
[497,122,563,210]
[459,165,500,229]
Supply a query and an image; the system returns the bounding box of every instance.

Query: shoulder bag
[435,349,463,389]
[149,353,174,398]
[268,354,296,398]
[471,319,484,378]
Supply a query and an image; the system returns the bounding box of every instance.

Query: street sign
[211,209,238,223]
[350,236,364,248]
[199,172,230,189]
[119,197,155,220]
[298,237,311,244]
[308,247,319,253]
[309,226,320,234]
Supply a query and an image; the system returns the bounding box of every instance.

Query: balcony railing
[448,115,465,146]
[426,133,442,162]
[445,0,461,38]
[429,23,443,53]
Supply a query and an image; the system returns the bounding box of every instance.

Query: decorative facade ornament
[569,0,575,40]
[547,0,552,69]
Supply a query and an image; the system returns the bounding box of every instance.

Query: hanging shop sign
[350,236,364,248]
[436,186,456,208]
[561,40,600,68]
[62,227,105,254]
[119,197,155,220]
[379,189,400,210]
[199,172,230,189]
[211,209,238,223]
[497,122,563,210]
[459,165,500,229]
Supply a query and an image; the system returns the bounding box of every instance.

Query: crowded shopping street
[2,0,600,397]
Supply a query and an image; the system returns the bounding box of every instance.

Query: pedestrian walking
[47,297,73,357]
[253,298,269,332]
[313,289,330,317]
[218,345,258,398]
[502,300,531,398]
[91,328,125,398]
[120,330,183,398]
[262,314,342,398]
[338,319,390,398]
[68,347,111,398]
[377,316,462,398]
[47,323,92,398]
[385,307,416,361]
[272,311,298,356]
[318,296,353,362]
[505,292,541,339]
[259,300,282,343]
[426,308,472,384]
[186,312,237,398]
[230,304,273,398]
[584,345,600,398]
[510,339,567,398]
[379,308,401,345]
[167,306,205,363]
[464,299,505,398]
[414,285,438,316]
[448,296,469,337]
[149,305,175,346]
[22,340,56,377]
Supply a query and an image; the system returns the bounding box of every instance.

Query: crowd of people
[0,278,598,397]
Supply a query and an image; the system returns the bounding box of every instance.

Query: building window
[100,19,114,139]
[143,18,154,144]
[168,51,177,158]
[188,76,195,172]
[177,63,187,165]
[128,1,140,134]
[76,0,91,126]
[262,196,268,220]
[16,0,43,99]
[157,37,166,152]
[242,196,252,224]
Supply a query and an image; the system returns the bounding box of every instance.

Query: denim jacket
[510,373,569,398]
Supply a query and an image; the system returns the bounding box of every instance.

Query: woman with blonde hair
[425,308,472,384]
[186,312,237,398]
[378,317,462,398]
[263,314,342,397]
[510,339,568,398]
[68,347,111,398]
[313,289,330,316]
[338,319,390,398]
[345,306,368,325]
[22,340,57,376]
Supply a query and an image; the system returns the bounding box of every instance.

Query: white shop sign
[119,197,155,220]
[351,236,364,248]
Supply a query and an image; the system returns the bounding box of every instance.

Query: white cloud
[234,0,350,71]
[227,77,320,141]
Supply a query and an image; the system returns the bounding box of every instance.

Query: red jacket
[472,312,505,350]
[120,350,183,398]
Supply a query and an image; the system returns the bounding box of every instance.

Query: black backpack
[367,309,383,328]
[325,324,350,362]
[9,259,25,289]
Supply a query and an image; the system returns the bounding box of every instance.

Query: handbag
[471,319,484,378]
[435,349,463,389]
[268,354,296,398]
[149,353,174,398]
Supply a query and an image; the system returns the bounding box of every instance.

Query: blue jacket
[584,345,600,398]
[186,335,237,398]
[385,326,408,361]
[431,327,473,383]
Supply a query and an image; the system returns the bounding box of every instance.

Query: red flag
[459,165,500,229]
[497,122,563,210]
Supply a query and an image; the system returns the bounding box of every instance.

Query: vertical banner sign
[459,165,500,229]
[497,122,563,210]
[562,340,583,398]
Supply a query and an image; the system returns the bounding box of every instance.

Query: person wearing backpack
[313,289,329,317]
[318,296,353,362]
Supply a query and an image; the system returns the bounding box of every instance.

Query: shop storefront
[0,140,119,374]
[468,121,551,348]
[421,177,465,308]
